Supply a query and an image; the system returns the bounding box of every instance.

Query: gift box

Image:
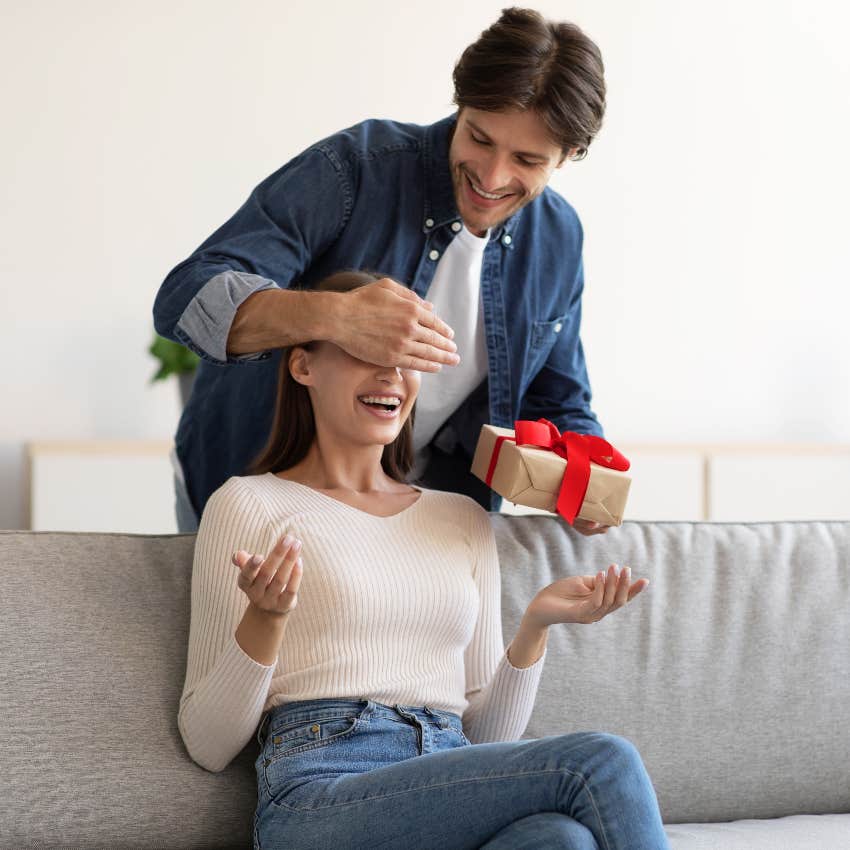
[470,420,632,526]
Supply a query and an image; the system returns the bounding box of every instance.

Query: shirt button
[554,322,563,333]
[425,218,435,228]
[429,249,440,261]
[502,234,512,246]
[451,221,462,232]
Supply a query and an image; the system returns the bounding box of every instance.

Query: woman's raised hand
[231,534,303,618]
[522,564,648,629]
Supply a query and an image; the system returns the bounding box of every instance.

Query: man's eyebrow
[466,119,550,161]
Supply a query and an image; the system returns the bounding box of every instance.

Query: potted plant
[148,332,200,407]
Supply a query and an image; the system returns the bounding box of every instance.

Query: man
[154,7,609,534]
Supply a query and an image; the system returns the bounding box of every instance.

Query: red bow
[485,419,630,524]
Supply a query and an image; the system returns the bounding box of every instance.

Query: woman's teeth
[358,395,401,413]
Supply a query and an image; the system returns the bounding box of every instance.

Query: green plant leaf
[148,332,200,383]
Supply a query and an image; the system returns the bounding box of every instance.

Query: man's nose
[477,153,512,193]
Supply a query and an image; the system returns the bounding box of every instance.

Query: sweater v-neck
[265,473,425,520]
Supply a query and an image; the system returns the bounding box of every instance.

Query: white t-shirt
[412,225,490,474]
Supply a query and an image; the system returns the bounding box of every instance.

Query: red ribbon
[485,419,630,524]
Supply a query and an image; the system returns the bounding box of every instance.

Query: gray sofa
[2,517,849,849]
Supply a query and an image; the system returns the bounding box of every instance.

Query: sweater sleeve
[461,503,546,744]
[177,477,284,772]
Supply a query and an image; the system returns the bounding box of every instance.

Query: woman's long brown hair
[245,271,416,482]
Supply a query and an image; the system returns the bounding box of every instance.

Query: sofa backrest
[1,519,848,848]
[492,517,850,824]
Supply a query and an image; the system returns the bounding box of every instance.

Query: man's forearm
[226,288,335,355]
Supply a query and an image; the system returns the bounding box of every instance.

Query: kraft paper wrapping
[470,424,631,526]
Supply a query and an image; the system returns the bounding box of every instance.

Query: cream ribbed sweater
[178,474,546,772]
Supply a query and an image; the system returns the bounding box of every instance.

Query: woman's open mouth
[357,395,402,419]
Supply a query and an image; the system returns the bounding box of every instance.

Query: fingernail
[251,555,263,567]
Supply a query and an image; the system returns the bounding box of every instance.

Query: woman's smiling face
[289,341,420,446]
[449,107,571,237]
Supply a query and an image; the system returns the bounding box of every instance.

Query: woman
[178,271,669,850]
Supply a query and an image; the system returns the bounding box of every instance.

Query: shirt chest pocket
[524,313,568,377]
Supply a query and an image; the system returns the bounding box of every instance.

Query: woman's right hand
[231,534,303,617]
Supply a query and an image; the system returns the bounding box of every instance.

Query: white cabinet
[28,441,177,533]
[709,451,850,521]
[27,440,849,532]
[498,444,849,523]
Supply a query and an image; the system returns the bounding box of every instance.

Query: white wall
[2,0,848,529]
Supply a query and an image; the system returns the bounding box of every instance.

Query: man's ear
[556,147,578,168]
[289,346,312,387]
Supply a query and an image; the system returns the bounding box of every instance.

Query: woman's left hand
[522,564,649,629]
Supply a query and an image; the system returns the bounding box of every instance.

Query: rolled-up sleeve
[154,146,351,365]
[175,270,280,364]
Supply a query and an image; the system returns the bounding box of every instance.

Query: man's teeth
[470,179,508,200]
[359,395,401,407]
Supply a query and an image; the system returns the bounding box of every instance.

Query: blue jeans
[254,698,669,850]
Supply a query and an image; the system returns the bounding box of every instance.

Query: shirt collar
[423,112,524,244]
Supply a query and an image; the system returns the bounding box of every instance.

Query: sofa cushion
[492,517,850,824]
[665,813,850,849]
[0,531,257,849]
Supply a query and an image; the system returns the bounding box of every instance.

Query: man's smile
[467,173,513,201]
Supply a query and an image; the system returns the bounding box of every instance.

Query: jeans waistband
[257,698,463,747]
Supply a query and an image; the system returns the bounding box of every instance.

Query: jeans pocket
[267,712,362,762]
[261,709,367,807]
[452,726,473,747]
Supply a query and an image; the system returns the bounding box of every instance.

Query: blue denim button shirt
[153,113,603,519]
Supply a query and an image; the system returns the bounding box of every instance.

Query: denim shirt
[153,113,603,520]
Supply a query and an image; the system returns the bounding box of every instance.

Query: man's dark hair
[453,7,606,161]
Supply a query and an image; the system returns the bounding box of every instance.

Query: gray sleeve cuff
[175,271,280,364]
